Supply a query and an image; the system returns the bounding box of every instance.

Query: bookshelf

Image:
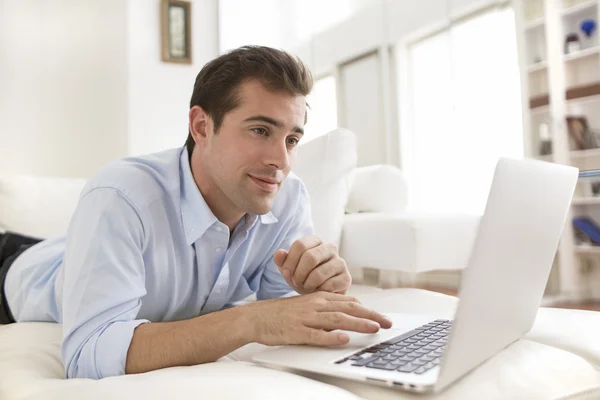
[516,0,600,301]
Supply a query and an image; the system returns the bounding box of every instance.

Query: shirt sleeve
[257,182,314,300]
[60,187,150,379]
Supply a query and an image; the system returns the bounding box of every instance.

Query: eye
[287,137,300,147]
[251,127,268,136]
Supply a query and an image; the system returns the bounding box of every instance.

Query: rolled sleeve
[60,187,149,379]
[257,183,313,300]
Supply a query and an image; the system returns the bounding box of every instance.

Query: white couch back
[0,129,358,246]
[292,128,357,246]
[0,174,86,239]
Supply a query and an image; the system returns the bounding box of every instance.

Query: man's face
[193,80,306,217]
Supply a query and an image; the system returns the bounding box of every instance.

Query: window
[403,7,524,215]
[303,76,338,143]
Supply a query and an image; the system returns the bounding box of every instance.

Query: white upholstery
[345,164,408,214]
[0,174,86,239]
[292,128,357,247]
[340,212,480,272]
[1,289,600,400]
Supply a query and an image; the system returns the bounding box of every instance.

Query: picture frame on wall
[161,0,192,64]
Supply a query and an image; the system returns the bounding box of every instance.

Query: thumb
[274,249,288,268]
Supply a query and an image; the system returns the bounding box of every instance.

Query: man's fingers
[316,272,352,294]
[303,259,345,293]
[309,312,381,334]
[281,236,322,279]
[293,243,337,287]
[273,249,288,268]
[326,301,393,329]
[301,328,349,346]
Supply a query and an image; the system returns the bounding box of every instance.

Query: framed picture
[161,0,192,64]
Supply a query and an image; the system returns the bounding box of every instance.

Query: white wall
[0,0,129,178]
[0,0,219,178]
[128,0,219,156]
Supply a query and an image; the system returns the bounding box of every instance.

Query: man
[0,46,392,380]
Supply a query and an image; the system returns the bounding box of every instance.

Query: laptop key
[381,348,395,354]
[391,358,409,366]
[381,329,422,345]
[352,355,381,367]
[367,362,398,371]
[397,363,419,373]
[423,362,436,371]
[414,367,427,375]
[412,359,427,366]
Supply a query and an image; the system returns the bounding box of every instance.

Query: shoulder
[81,148,182,211]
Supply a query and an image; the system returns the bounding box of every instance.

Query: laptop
[252,157,578,393]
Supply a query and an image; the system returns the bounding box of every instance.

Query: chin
[248,201,273,216]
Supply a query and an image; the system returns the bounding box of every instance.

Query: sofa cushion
[0,323,361,400]
[340,213,480,272]
[292,128,357,247]
[345,164,409,214]
[0,174,86,239]
[2,289,600,400]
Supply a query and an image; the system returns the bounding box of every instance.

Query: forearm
[125,304,254,374]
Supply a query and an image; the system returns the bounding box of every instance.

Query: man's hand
[274,236,351,295]
[246,291,393,346]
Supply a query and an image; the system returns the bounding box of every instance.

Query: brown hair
[186,45,313,155]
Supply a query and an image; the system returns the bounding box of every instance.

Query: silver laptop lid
[436,157,578,391]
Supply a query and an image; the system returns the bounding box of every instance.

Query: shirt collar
[179,147,278,245]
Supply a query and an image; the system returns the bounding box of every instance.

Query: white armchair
[340,164,480,287]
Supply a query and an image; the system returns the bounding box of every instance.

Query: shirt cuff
[94,319,150,378]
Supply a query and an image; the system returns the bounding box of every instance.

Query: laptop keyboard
[334,319,452,375]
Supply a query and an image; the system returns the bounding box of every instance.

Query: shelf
[525,1,597,30]
[572,197,600,205]
[571,148,600,159]
[529,82,600,108]
[524,18,545,30]
[527,47,599,73]
[535,154,553,161]
[561,0,598,18]
[527,60,548,72]
[574,244,600,254]
[564,46,600,63]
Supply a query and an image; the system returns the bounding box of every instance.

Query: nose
[264,137,290,171]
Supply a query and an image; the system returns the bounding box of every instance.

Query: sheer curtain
[403,7,524,215]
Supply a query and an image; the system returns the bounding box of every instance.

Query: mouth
[248,174,280,193]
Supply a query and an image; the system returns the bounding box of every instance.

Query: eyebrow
[244,115,304,135]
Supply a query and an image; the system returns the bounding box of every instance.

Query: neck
[189,152,244,232]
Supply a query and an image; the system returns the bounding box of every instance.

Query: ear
[189,106,212,147]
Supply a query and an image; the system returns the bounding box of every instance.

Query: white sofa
[1,129,600,399]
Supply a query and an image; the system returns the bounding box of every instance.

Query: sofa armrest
[345,165,408,214]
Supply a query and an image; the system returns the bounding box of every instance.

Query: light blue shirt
[5,146,313,380]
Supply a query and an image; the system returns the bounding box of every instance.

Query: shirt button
[216,226,223,232]
[216,289,222,294]
[215,247,222,253]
